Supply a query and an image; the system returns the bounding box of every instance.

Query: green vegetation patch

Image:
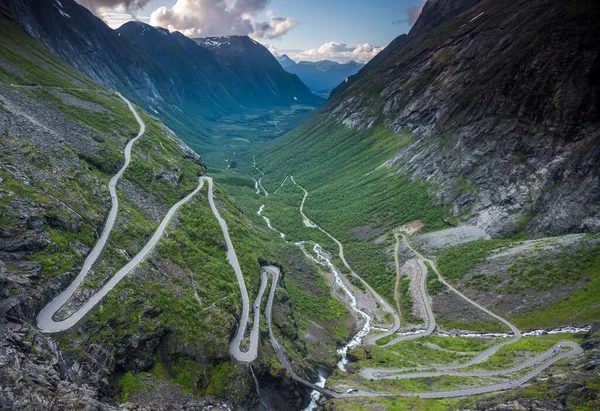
[329,397,459,411]
[117,371,153,402]
[245,120,447,305]
[512,240,600,329]
[0,16,98,88]
[505,240,600,292]
[464,333,580,371]
[425,261,444,295]
[361,339,478,370]
[287,279,347,321]
[437,239,513,280]
[435,316,511,333]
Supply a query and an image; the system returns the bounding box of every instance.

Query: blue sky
[88,0,426,63]
[244,0,418,49]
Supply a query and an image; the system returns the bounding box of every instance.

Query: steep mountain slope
[2,0,321,154]
[269,0,600,237]
[193,35,320,105]
[251,0,600,354]
[241,2,600,408]
[276,56,363,96]
[0,12,341,411]
[331,0,483,98]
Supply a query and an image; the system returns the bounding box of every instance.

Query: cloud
[149,0,295,39]
[270,41,383,64]
[101,12,149,29]
[407,1,426,25]
[251,11,295,40]
[391,0,426,26]
[76,0,150,14]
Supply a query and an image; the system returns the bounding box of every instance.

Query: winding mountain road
[256,174,585,400]
[35,93,263,362]
[289,176,401,345]
[37,94,205,332]
[35,98,586,404]
[362,233,522,375]
[255,230,583,399]
[202,176,263,362]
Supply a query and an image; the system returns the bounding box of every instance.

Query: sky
[76,0,427,63]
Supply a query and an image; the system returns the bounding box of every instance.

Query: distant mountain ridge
[277,54,296,69]
[2,0,321,151]
[276,55,363,96]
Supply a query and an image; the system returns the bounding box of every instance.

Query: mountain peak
[118,20,171,38]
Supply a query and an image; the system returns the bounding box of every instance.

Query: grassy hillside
[232,118,448,303]
[0,15,344,408]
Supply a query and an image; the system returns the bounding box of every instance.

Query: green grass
[117,371,152,402]
[512,242,600,328]
[0,17,99,88]
[222,120,448,306]
[287,279,348,321]
[396,275,423,324]
[436,239,514,280]
[0,16,97,88]
[150,356,204,393]
[435,316,511,333]
[425,261,444,295]
[375,333,396,346]
[420,335,500,352]
[505,240,600,292]
[330,397,459,411]
[190,104,320,168]
[199,361,235,396]
[463,333,580,371]
[360,339,478,370]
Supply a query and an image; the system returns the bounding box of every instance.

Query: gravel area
[412,226,490,253]
[402,259,427,324]
[51,89,109,112]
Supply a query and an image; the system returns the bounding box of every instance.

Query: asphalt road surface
[37,94,204,332]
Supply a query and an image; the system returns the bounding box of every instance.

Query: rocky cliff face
[328,0,600,236]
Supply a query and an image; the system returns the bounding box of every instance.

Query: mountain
[331,0,483,98]
[277,54,296,69]
[248,0,600,406]
[277,55,363,96]
[0,10,334,410]
[267,0,600,237]
[191,35,317,106]
[2,0,321,154]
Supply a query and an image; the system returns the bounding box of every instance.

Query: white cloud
[274,41,383,64]
[251,11,295,40]
[76,0,150,14]
[100,12,149,29]
[407,1,426,25]
[149,0,295,39]
[392,0,426,26]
